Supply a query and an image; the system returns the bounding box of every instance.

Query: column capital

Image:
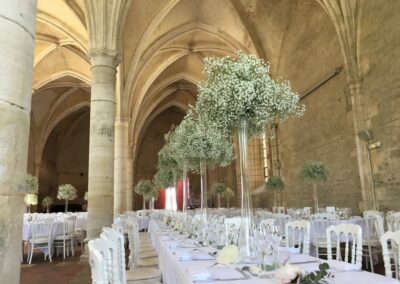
[89,49,120,68]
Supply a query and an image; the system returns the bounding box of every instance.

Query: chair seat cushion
[29,237,49,244]
[126,267,161,281]
[138,257,159,267]
[54,235,72,241]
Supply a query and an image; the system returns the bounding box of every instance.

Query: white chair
[273,213,291,237]
[326,224,363,269]
[387,212,400,232]
[326,207,336,214]
[26,221,53,264]
[363,211,384,272]
[260,218,276,234]
[88,240,108,284]
[310,213,339,220]
[285,220,311,255]
[311,219,334,258]
[380,230,400,279]
[53,217,75,259]
[101,227,161,283]
[73,216,86,251]
[127,220,158,268]
[224,217,241,245]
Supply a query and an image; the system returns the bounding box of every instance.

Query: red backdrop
[155,179,184,210]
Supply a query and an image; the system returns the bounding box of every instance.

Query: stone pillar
[87,53,118,239]
[126,144,134,211]
[114,118,129,216]
[0,1,37,282]
[348,81,375,210]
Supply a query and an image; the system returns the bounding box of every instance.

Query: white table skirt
[22,221,64,242]
[148,220,398,284]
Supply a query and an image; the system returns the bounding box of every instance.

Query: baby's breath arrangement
[41,196,54,213]
[170,109,234,172]
[196,50,304,137]
[300,161,329,213]
[212,182,227,208]
[57,184,77,212]
[135,180,158,209]
[24,193,38,213]
[25,174,38,194]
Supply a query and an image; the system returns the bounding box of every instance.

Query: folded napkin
[188,267,213,281]
[326,260,360,271]
[177,250,214,261]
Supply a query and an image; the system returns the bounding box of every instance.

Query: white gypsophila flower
[25,174,38,194]
[216,245,239,264]
[169,108,234,172]
[41,196,54,207]
[57,184,78,200]
[24,193,38,206]
[196,51,305,137]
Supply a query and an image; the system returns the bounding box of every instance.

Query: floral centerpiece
[41,196,54,213]
[135,180,158,210]
[25,174,38,194]
[212,182,227,208]
[300,161,329,213]
[276,263,332,284]
[196,50,304,262]
[57,184,77,212]
[24,193,38,213]
[221,187,235,208]
[170,109,233,219]
[265,176,285,207]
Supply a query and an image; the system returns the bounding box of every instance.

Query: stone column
[126,144,134,211]
[348,80,375,210]
[0,1,37,282]
[87,52,118,239]
[114,118,129,216]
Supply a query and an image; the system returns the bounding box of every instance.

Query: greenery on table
[265,176,285,192]
[25,174,38,194]
[196,50,304,137]
[296,263,333,284]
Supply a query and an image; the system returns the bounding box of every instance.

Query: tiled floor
[20,247,90,284]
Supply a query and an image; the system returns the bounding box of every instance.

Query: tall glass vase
[200,159,208,236]
[182,163,188,212]
[238,117,256,263]
[313,183,319,213]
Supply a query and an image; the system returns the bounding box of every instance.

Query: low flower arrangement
[276,263,333,284]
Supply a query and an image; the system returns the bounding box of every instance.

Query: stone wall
[361,0,400,211]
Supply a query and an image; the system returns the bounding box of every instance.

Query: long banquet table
[148,219,399,284]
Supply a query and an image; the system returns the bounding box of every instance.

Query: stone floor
[20,246,91,284]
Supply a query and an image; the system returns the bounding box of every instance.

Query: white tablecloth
[148,220,398,284]
[22,221,64,242]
